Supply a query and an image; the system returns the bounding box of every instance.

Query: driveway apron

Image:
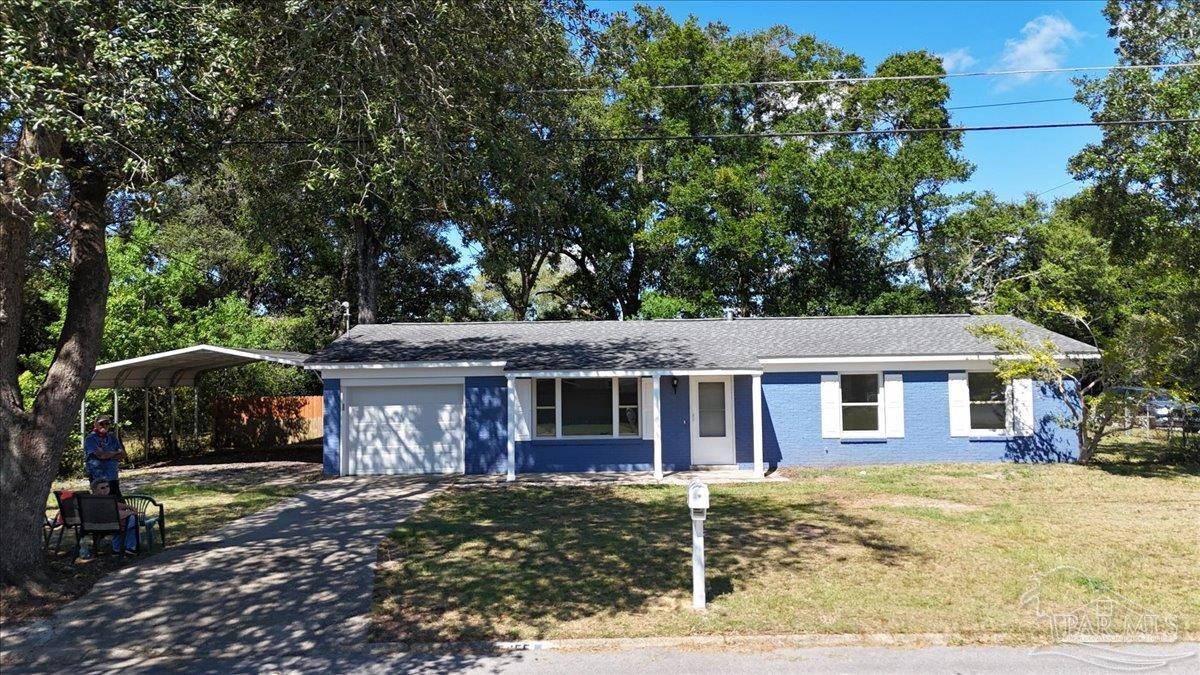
[5,476,441,668]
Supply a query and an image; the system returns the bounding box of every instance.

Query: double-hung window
[617,377,640,436]
[840,373,882,435]
[533,377,640,438]
[968,372,1006,432]
[534,379,557,437]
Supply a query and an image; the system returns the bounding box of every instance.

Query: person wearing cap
[84,416,127,498]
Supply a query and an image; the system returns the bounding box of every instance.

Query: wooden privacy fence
[212,395,323,449]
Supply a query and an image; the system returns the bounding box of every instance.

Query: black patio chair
[122,494,166,550]
[48,490,85,553]
[75,494,139,558]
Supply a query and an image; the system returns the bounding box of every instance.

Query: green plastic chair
[122,494,166,551]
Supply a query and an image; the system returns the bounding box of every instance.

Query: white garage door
[346,384,465,475]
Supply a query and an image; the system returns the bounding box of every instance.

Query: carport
[86,344,311,453]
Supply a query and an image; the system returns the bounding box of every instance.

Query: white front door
[690,376,735,465]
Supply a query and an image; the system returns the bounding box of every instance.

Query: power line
[948,96,1074,111]
[224,117,1200,147]
[518,61,1200,94]
[105,222,213,276]
[545,118,1200,143]
[1035,180,1079,198]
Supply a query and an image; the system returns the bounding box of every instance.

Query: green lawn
[372,449,1199,643]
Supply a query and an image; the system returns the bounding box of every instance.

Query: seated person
[91,479,140,556]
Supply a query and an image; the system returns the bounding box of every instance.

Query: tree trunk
[904,200,954,312]
[1,124,60,415]
[0,143,110,583]
[619,247,645,319]
[354,212,378,325]
[1077,400,1095,463]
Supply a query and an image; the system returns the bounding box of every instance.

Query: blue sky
[591,0,1118,202]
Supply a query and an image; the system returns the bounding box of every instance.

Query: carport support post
[144,387,150,458]
[506,375,516,482]
[752,374,764,477]
[652,374,663,481]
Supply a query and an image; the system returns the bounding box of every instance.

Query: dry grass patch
[372,447,1199,643]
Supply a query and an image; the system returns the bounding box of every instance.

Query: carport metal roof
[89,345,311,389]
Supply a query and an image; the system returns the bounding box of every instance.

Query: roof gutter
[757,352,1101,365]
[304,360,508,370]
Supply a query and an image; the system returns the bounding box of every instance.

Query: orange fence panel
[212,395,323,448]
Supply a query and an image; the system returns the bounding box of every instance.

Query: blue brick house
[306,315,1098,478]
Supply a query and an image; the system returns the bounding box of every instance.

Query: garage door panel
[346,384,464,475]
[353,403,459,426]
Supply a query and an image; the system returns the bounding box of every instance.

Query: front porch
[501,370,767,481]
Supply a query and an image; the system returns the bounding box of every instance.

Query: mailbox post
[687,479,710,609]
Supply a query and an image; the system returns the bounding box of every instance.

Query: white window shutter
[1007,378,1034,437]
[884,373,904,438]
[640,377,656,440]
[514,378,532,441]
[948,372,970,437]
[820,374,842,438]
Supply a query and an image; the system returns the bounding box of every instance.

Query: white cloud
[996,15,1083,88]
[937,48,978,73]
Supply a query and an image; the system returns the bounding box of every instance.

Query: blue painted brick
[465,376,508,474]
[347,369,1080,476]
[322,378,341,476]
[464,375,693,474]
[760,370,1079,467]
[733,374,754,464]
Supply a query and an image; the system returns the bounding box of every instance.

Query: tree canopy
[4,0,1198,581]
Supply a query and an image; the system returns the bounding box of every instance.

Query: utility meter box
[688,479,709,520]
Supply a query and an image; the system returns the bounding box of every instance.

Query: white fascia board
[318,365,506,381]
[338,376,467,387]
[308,360,507,370]
[759,353,1099,370]
[758,353,1097,364]
[504,368,762,378]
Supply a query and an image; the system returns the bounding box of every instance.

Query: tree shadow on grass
[373,484,920,642]
[1090,441,1200,480]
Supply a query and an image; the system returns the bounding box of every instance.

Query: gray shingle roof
[306,315,1098,370]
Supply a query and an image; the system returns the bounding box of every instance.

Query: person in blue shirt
[84,415,127,498]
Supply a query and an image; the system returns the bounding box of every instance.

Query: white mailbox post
[687,479,710,609]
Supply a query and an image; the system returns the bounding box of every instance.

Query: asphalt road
[22,642,1195,674]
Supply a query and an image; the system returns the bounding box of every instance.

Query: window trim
[839,372,885,438]
[616,377,640,437]
[967,371,1009,437]
[534,378,557,438]
[532,376,641,440]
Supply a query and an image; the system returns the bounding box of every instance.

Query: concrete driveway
[4,476,441,672]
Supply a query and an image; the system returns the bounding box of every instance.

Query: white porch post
[752,373,764,478]
[652,374,663,481]
[506,375,517,482]
[80,398,86,450]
